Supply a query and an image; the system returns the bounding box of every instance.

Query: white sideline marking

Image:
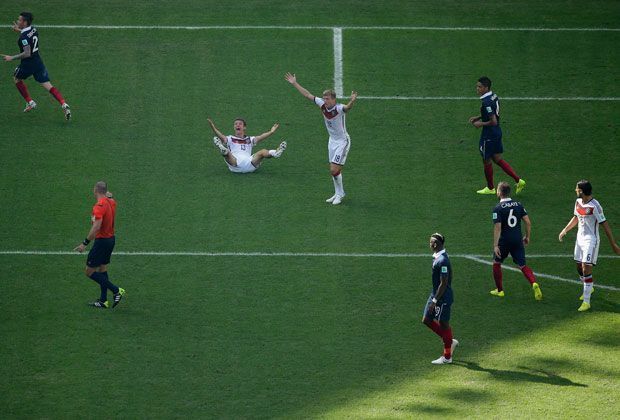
[463,255,620,291]
[1,250,618,291]
[355,96,620,101]
[333,27,344,98]
[28,25,620,32]
[1,250,619,258]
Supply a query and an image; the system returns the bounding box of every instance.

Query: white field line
[1,250,619,258]
[333,27,344,98]
[27,25,620,32]
[2,250,618,291]
[463,255,620,291]
[355,96,620,101]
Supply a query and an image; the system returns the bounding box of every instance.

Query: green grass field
[1,1,619,418]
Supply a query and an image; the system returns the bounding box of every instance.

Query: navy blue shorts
[87,237,115,268]
[14,64,50,83]
[423,294,452,322]
[479,137,503,160]
[494,241,526,267]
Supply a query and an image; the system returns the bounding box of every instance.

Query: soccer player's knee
[330,168,341,177]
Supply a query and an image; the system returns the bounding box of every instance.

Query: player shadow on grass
[453,361,587,387]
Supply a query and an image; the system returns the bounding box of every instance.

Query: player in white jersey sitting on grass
[208,118,286,173]
[285,72,357,205]
[559,180,620,311]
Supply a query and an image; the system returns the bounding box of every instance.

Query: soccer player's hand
[270,123,280,133]
[558,230,566,242]
[2,55,13,62]
[350,91,358,101]
[284,72,296,84]
[472,120,483,128]
[522,236,530,246]
[469,116,479,124]
[494,246,501,258]
[74,243,86,253]
[11,21,20,32]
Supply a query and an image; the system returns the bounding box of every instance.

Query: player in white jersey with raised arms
[559,180,620,311]
[208,118,287,173]
[285,72,357,205]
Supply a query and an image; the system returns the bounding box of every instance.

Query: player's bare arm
[207,118,228,144]
[473,114,497,128]
[343,91,358,112]
[253,123,280,144]
[74,219,102,253]
[3,44,30,61]
[601,221,620,254]
[493,223,502,257]
[430,275,449,311]
[522,215,532,245]
[559,216,578,241]
[285,72,315,101]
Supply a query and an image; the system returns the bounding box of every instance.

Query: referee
[74,181,125,308]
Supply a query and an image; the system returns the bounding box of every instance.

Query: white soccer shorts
[328,135,351,166]
[574,238,600,265]
[227,153,258,173]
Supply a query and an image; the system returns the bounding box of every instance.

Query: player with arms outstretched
[285,72,357,205]
[3,11,71,120]
[209,118,286,173]
[559,180,620,311]
[469,77,524,195]
[490,182,542,300]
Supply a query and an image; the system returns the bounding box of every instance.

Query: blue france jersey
[493,199,527,244]
[18,26,43,68]
[431,251,453,303]
[480,92,502,139]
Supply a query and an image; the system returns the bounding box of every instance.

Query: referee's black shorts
[87,236,116,268]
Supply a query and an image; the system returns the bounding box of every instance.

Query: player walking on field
[559,180,620,312]
[2,11,71,120]
[490,182,542,300]
[285,72,357,205]
[469,77,524,195]
[209,118,286,173]
[74,182,125,309]
[422,233,459,365]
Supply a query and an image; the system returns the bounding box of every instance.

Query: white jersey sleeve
[314,97,325,107]
[593,200,606,223]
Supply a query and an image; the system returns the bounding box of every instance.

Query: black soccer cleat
[89,300,109,309]
[112,288,125,308]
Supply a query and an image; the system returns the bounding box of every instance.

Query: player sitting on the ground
[208,118,286,173]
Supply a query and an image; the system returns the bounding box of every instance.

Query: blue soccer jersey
[480,91,502,139]
[493,198,527,244]
[431,250,453,303]
[17,26,44,69]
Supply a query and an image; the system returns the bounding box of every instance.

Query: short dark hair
[577,179,592,196]
[20,12,33,25]
[497,181,511,197]
[95,181,108,194]
[478,76,492,89]
[234,118,247,127]
[431,232,445,246]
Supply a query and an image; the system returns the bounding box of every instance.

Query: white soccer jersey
[226,135,255,158]
[314,97,348,141]
[574,198,606,241]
